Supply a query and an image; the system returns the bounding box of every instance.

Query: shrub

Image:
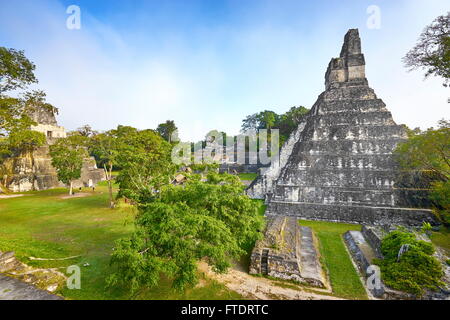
[374,230,444,296]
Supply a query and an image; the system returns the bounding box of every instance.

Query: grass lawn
[431,226,450,256]
[298,220,368,300]
[238,173,258,181]
[0,185,241,300]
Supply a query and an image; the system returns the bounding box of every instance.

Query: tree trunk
[104,163,115,209]
[69,181,73,196]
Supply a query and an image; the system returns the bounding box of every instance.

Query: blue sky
[0,0,448,140]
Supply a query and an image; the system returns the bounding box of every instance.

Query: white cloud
[0,0,448,142]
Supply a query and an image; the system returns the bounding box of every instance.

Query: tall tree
[49,137,86,195]
[396,120,450,179]
[240,106,309,147]
[108,173,264,292]
[113,127,175,202]
[156,120,178,143]
[278,106,309,139]
[259,110,277,130]
[395,120,450,224]
[0,49,51,189]
[403,12,450,87]
[0,47,37,93]
[241,113,259,132]
[89,132,120,208]
[76,124,98,138]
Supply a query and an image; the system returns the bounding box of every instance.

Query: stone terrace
[249,216,326,288]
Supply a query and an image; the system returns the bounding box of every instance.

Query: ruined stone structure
[29,105,67,140]
[2,105,105,192]
[344,225,450,299]
[247,29,435,226]
[249,216,326,288]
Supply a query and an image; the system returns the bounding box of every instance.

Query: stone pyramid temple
[247,29,435,226]
[2,105,105,192]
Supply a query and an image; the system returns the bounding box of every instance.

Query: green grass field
[238,173,258,181]
[431,226,450,256]
[298,220,368,300]
[0,185,241,300]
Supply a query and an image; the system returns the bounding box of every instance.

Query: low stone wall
[267,201,437,226]
[361,226,384,258]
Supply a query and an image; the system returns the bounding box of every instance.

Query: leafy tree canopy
[112,127,175,202]
[156,120,178,143]
[403,12,450,86]
[395,120,450,225]
[0,47,37,93]
[241,106,309,146]
[49,136,87,195]
[0,48,55,162]
[395,120,449,180]
[109,172,265,292]
[76,124,98,138]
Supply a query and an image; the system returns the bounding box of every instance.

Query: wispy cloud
[0,0,448,141]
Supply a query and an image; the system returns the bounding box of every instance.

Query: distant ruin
[247,29,435,226]
[2,105,105,192]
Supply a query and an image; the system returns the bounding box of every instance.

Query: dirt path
[198,262,342,300]
[0,194,27,199]
[59,193,92,199]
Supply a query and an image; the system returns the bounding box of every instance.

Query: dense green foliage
[111,126,175,202]
[109,173,265,292]
[403,12,450,87]
[156,120,178,143]
[0,47,55,185]
[0,129,46,159]
[395,120,450,225]
[89,132,120,207]
[0,186,241,300]
[374,230,444,296]
[430,180,450,225]
[0,47,43,138]
[0,47,37,92]
[241,106,309,145]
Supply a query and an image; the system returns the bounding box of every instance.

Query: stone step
[298,226,325,288]
[261,249,269,275]
[0,275,63,300]
[267,202,436,226]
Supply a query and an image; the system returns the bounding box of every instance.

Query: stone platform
[249,216,326,288]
